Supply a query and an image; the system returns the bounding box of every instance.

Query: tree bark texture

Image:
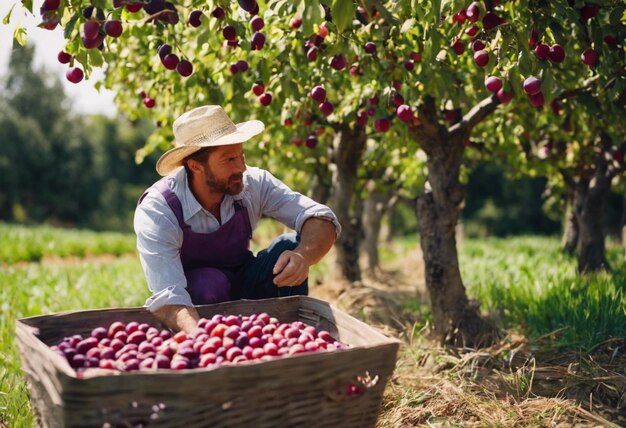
[327,125,367,282]
[560,176,579,256]
[577,156,611,273]
[561,202,579,256]
[311,166,331,205]
[363,187,394,275]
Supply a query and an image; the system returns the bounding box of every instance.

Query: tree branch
[556,75,600,100]
[449,94,500,138]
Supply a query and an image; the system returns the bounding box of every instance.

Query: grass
[459,236,626,351]
[0,222,137,264]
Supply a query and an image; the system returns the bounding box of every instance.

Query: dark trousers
[231,233,309,300]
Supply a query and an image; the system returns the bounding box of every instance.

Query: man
[135,105,340,333]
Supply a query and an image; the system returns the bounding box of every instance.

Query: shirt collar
[173,168,247,222]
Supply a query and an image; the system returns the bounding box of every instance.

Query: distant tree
[0,44,156,230]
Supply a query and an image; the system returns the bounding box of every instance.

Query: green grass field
[1,225,624,426]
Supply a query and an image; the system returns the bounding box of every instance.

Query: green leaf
[331,0,356,33]
[440,0,457,13]
[92,0,107,10]
[197,27,210,46]
[542,68,554,99]
[21,0,33,13]
[518,50,531,77]
[89,49,104,67]
[400,18,416,34]
[300,0,322,37]
[13,25,26,47]
[3,3,15,25]
[64,13,79,40]
[608,6,625,26]
[432,0,442,22]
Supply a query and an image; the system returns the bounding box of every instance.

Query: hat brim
[156,120,264,176]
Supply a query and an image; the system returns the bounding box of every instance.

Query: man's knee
[263,233,299,260]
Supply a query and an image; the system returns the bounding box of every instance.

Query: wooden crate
[16,296,400,428]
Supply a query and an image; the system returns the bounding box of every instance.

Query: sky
[0,1,118,117]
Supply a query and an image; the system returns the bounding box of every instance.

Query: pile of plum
[50,313,348,372]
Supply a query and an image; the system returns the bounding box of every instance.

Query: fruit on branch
[548,44,565,63]
[252,83,265,96]
[396,105,413,123]
[580,3,600,21]
[223,25,237,41]
[310,85,327,102]
[534,43,549,60]
[238,0,257,13]
[259,93,272,106]
[581,48,599,67]
[451,39,465,55]
[482,12,503,30]
[497,88,513,104]
[211,7,225,19]
[188,10,203,27]
[485,76,503,93]
[57,51,71,64]
[472,39,485,52]
[329,55,347,70]
[305,134,318,148]
[289,17,302,29]
[374,118,390,132]
[465,26,479,37]
[66,67,84,83]
[523,76,542,95]
[319,101,334,116]
[83,20,100,40]
[466,2,481,22]
[251,32,266,50]
[529,91,544,107]
[177,60,193,77]
[104,20,123,38]
[162,54,179,70]
[250,16,264,31]
[474,50,489,67]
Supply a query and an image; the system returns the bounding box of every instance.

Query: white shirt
[134,166,341,312]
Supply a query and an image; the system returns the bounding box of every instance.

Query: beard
[204,167,244,195]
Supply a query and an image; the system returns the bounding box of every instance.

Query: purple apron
[141,178,254,304]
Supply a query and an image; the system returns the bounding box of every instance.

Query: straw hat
[156,105,264,176]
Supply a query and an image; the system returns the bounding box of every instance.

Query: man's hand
[272,217,337,287]
[272,250,309,286]
[153,304,200,333]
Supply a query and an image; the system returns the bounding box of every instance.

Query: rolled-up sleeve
[253,169,341,237]
[134,192,193,312]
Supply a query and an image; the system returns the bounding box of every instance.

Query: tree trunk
[363,187,394,276]
[311,173,331,205]
[620,193,626,244]
[561,203,579,256]
[327,125,367,282]
[577,157,611,273]
[412,95,498,347]
[560,180,579,256]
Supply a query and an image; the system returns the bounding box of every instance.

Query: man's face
[202,143,246,195]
